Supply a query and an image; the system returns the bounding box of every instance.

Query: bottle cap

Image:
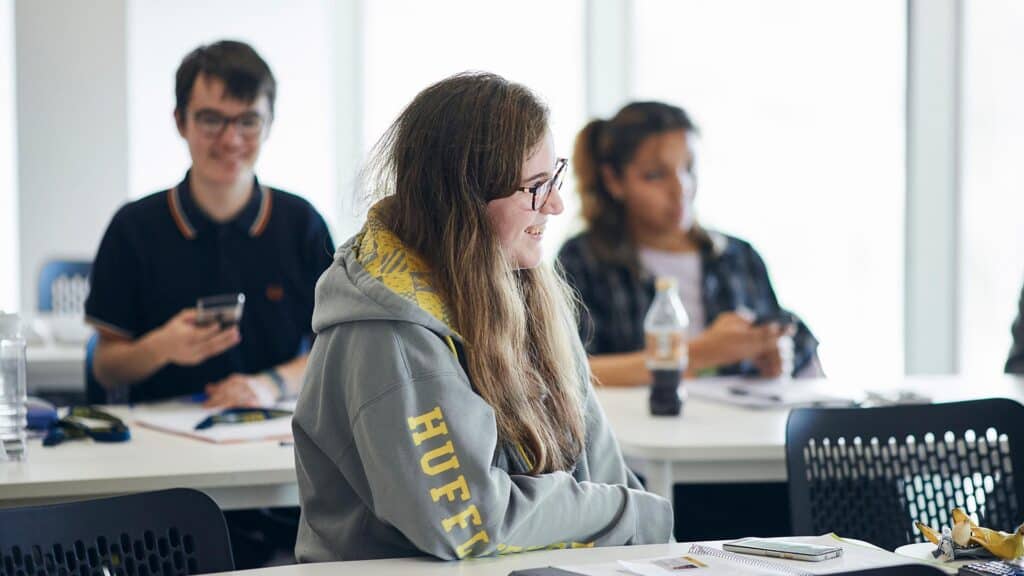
[654,276,678,292]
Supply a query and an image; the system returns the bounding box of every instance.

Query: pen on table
[194,411,247,430]
[279,440,294,447]
[728,387,783,403]
[193,408,291,430]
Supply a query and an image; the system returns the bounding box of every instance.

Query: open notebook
[131,401,293,444]
[687,377,858,409]
[511,535,932,576]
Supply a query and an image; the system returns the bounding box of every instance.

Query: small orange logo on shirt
[266,284,285,302]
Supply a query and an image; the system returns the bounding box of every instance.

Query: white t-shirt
[638,248,705,340]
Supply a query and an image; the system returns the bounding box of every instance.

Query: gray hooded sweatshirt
[293,218,673,562]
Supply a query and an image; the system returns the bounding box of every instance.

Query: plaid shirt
[557,231,819,377]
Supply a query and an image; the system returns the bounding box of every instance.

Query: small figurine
[932,526,956,562]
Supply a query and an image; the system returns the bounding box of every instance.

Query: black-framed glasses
[192,109,266,139]
[516,157,568,211]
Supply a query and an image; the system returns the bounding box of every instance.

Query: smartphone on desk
[722,538,843,562]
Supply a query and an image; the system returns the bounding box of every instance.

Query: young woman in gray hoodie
[292,72,674,562]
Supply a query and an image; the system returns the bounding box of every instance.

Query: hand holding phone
[722,538,843,562]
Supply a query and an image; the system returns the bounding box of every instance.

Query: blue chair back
[38,260,92,313]
[0,488,233,576]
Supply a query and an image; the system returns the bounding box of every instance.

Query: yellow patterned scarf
[354,207,457,335]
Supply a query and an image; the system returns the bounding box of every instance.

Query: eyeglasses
[192,109,266,139]
[516,157,568,211]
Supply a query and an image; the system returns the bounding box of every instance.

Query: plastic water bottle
[644,277,689,416]
[0,312,28,461]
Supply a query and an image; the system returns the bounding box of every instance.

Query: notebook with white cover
[131,401,292,444]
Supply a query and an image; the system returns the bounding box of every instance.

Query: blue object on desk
[194,407,292,430]
[26,397,59,430]
[42,405,131,447]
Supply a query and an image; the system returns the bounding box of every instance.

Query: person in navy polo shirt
[85,40,333,408]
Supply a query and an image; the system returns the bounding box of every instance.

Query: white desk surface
[229,543,699,576]
[595,374,1024,498]
[4,375,1023,513]
[212,538,934,576]
[0,406,296,510]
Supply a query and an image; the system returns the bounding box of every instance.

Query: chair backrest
[786,398,1024,551]
[38,260,92,314]
[0,488,233,576]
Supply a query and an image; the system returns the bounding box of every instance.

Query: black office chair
[786,398,1024,551]
[0,488,233,576]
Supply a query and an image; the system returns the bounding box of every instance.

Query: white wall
[127,0,338,240]
[0,0,17,312]
[960,1,1024,375]
[361,0,586,257]
[15,0,130,315]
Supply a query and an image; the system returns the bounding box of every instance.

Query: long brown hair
[364,72,585,474]
[573,101,702,267]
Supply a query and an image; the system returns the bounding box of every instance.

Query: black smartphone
[754,310,797,327]
[195,293,246,328]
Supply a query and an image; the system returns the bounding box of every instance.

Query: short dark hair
[174,40,276,120]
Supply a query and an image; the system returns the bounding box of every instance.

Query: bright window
[632,0,907,377]
[0,0,17,312]
[127,0,337,238]
[362,0,586,257]
[960,1,1024,375]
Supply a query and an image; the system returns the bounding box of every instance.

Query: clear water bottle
[0,312,28,461]
[644,277,689,416]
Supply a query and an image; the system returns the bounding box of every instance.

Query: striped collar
[167,171,273,240]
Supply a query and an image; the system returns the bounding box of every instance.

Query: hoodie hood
[312,206,460,342]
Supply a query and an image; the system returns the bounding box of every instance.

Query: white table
[26,343,86,394]
[220,537,935,576]
[595,374,1024,501]
[4,376,1023,516]
[0,406,296,510]
[226,544,708,576]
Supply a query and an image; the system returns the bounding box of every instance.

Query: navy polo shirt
[85,171,334,402]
